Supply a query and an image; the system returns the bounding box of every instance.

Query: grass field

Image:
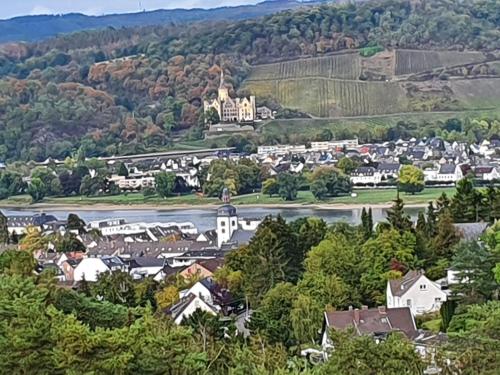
[0,187,457,208]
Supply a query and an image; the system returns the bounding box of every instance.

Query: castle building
[204,71,256,123]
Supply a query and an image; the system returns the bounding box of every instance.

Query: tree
[155,171,176,198]
[155,285,180,309]
[67,213,86,233]
[262,178,279,197]
[337,157,359,175]
[19,226,46,253]
[56,233,86,253]
[0,250,36,276]
[0,210,8,244]
[27,177,47,203]
[386,192,413,233]
[430,209,460,261]
[360,207,373,240]
[248,282,298,347]
[204,107,220,125]
[451,232,499,304]
[117,162,129,177]
[451,177,484,222]
[440,300,457,332]
[309,166,351,200]
[317,331,423,375]
[277,173,299,201]
[398,165,424,194]
[290,293,323,345]
[311,177,328,200]
[92,271,136,306]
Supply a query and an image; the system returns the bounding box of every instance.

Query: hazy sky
[1,1,261,19]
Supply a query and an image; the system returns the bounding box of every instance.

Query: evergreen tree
[440,300,457,332]
[436,192,450,212]
[360,207,373,240]
[386,192,413,233]
[416,211,426,234]
[425,201,437,237]
[431,210,460,262]
[0,210,9,244]
[117,162,129,177]
[451,177,483,222]
[67,213,86,233]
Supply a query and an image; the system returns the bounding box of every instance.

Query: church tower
[216,187,238,248]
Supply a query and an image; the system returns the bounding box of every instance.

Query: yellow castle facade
[203,71,256,123]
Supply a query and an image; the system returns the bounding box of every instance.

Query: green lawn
[0,187,456,207]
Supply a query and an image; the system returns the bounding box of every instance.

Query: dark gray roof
[352,167,376,176]
[230,229,256,245]
[101,256,125,269]
[453,223,489,241]
[217,204,237,217]
[438,164,456,174]
[389,270,424,297]
[377,163,400,173]
[8,213,58,227]
[126,257,166,268]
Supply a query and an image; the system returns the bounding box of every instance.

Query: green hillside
[244,49,500,117]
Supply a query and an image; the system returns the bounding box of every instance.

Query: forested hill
[0,0,499,162]
[0,0,327,43]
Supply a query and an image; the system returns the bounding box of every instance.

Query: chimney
[378,306,386,314]
[361,305,368,310]
[353,308,360,323]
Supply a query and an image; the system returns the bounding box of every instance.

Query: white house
[73,256,126,282]
[216,203,261,248]
[166,293,218,325]
[350,167,382,185]
[386,270,447,316]
[179,278,216,307]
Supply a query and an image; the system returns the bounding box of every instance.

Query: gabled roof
[453,222,489,241]
[198,258,225,273]
[325,306,416,338]
[389,270,424,297]
[165,293,217,321]
[230,229,256,245]
[438,164,456,174]
[127,257,165,268]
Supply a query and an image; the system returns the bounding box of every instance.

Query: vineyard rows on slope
[394,50,486,75]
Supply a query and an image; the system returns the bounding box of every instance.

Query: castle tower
[217,69,229,103]
[216,187,238,248]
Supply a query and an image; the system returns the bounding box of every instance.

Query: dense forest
[0,0,499,161]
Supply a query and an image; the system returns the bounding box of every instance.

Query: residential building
[179,258,224,280]
[7,213,59,234]
[350,167,381,185]
[322,306,416,352]
[386,270,447,316]
[165,293,218,325]
[73,256,127,282]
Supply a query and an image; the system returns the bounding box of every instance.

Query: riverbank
[0,187,456,211]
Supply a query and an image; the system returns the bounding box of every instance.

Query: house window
[221,221,225,226]
[420,284,427,290]
[232,220,236,226]
[435,297,441,303]
[221,229,225,234]
[406,299,412,307]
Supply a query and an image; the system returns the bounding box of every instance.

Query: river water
[1,207,422,232]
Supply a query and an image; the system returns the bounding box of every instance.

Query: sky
[0,1,261,20]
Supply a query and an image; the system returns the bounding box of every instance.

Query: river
[1,206,422,232]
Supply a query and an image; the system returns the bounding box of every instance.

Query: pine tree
[0,211,8,244]
[425,201,437,237]
[436,192,450,212]
[386,192,413,233]
[451,177,483,222]
[440,300,457,332]
[360,207,373,240]
[416,211,426,234]
[431,209,460,261]
[118,162,129,177]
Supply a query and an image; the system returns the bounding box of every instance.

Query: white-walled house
[73,256,126,282]
[386,270,447,316]
[166,293,218,325]
[179,278,215,306]
[350,167,382,185]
